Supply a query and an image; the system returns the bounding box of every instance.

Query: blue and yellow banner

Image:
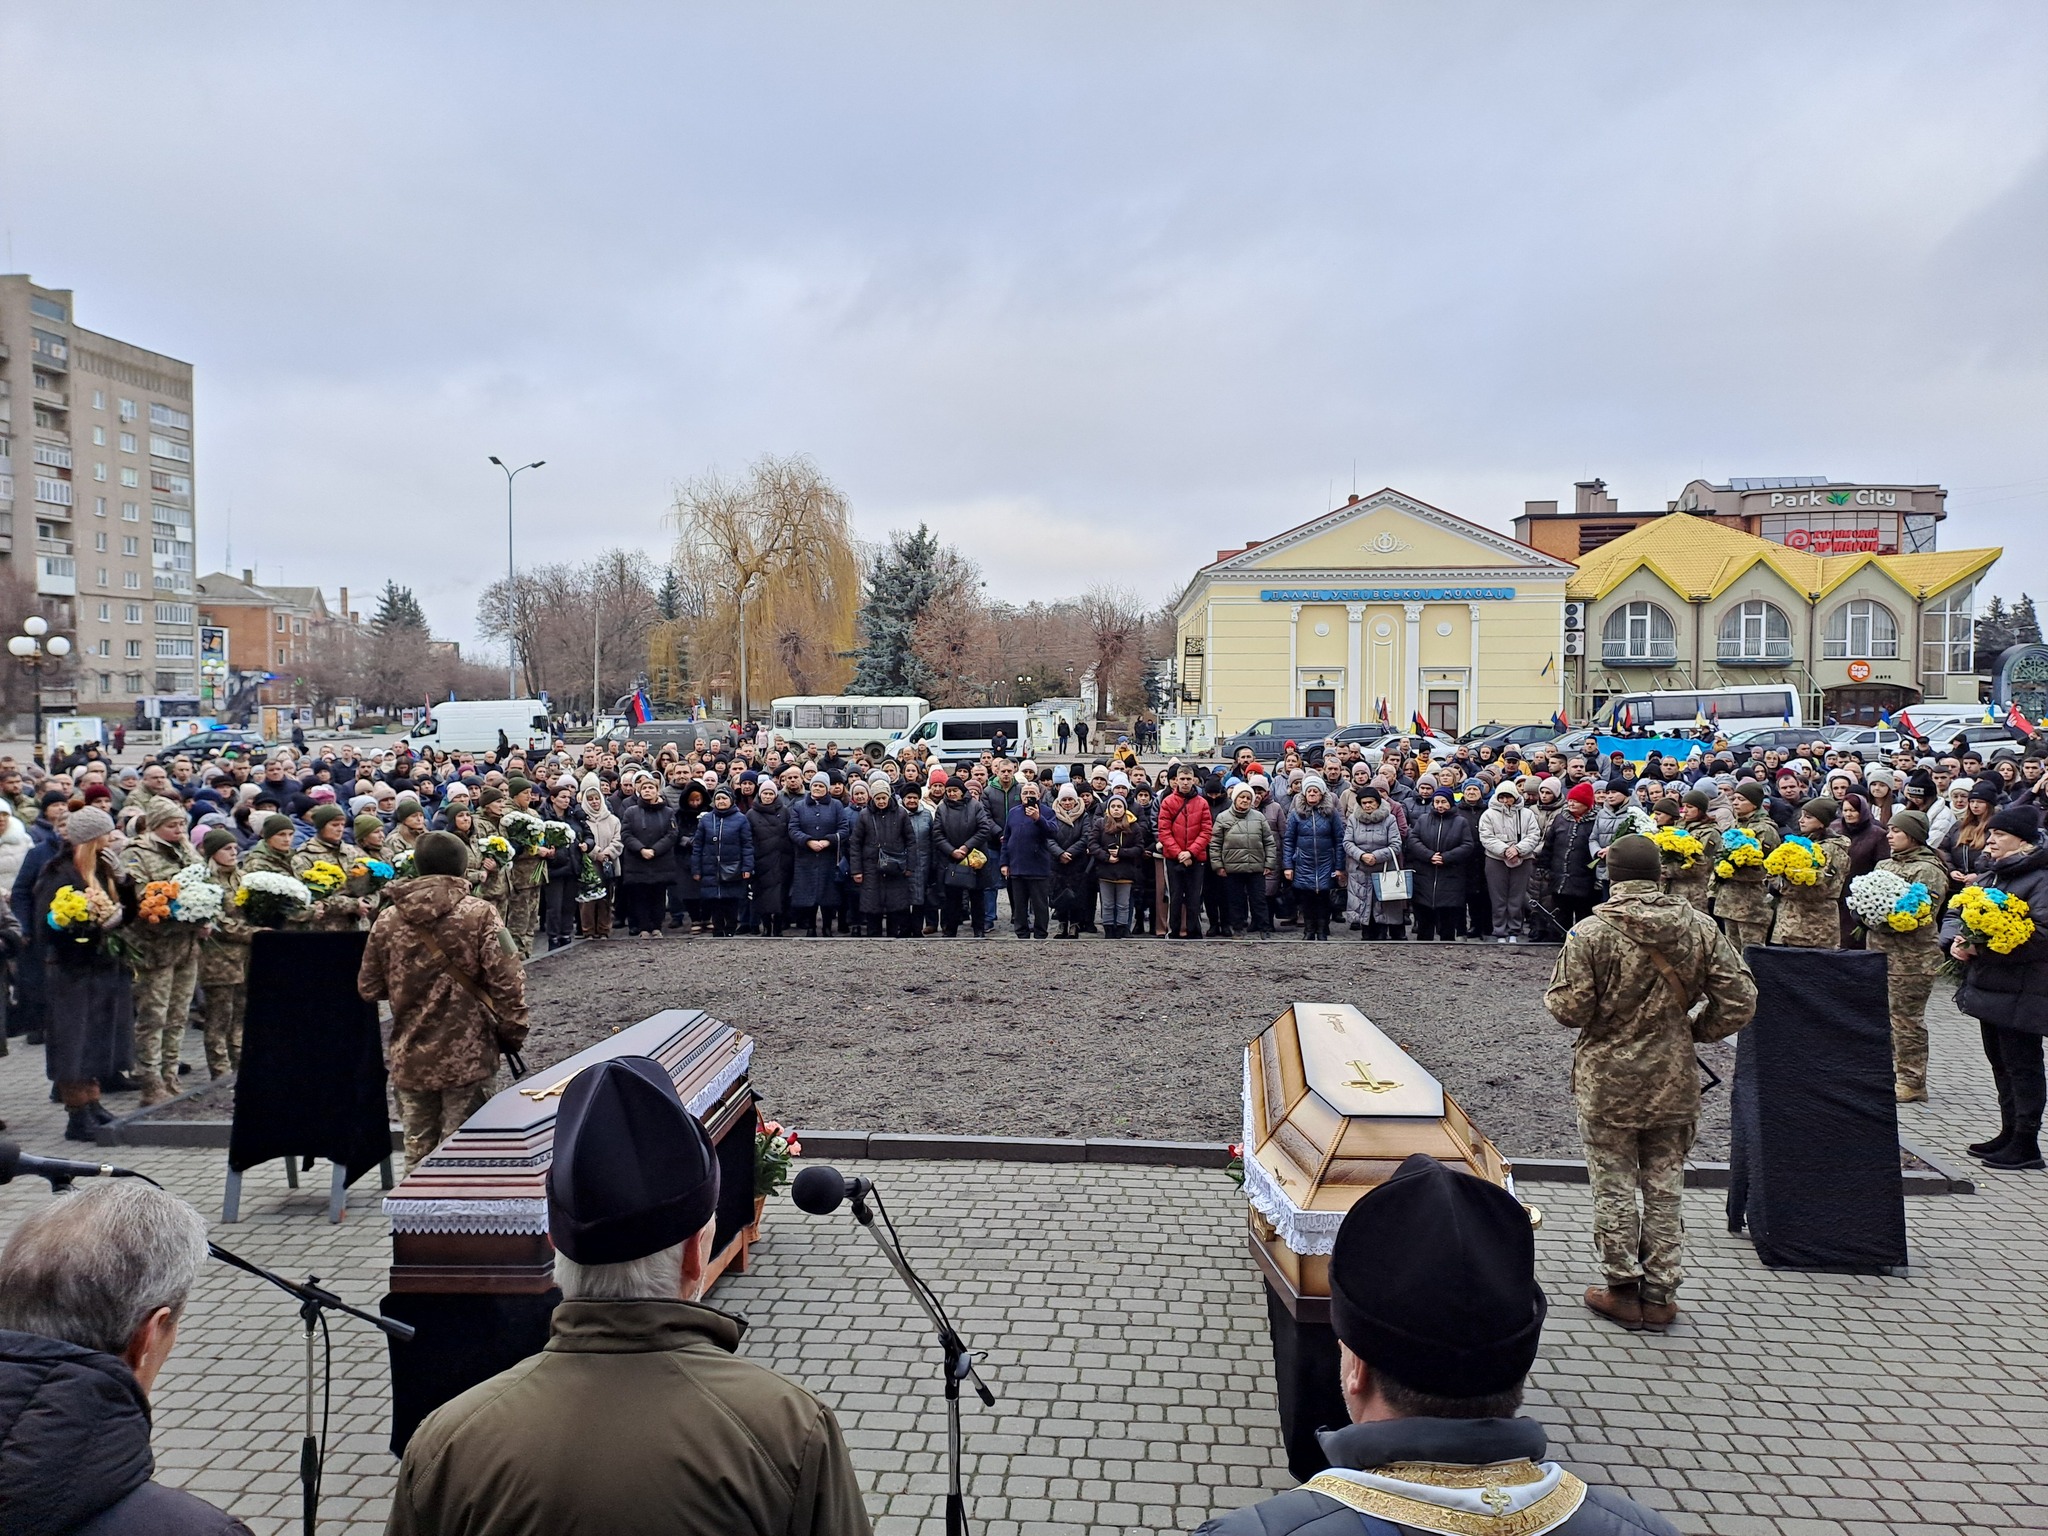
[1593,735,1706,769]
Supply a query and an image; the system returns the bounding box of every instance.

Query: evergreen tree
[851,524,957,695]
[372,580,429,633]
[1975,594,2011,662]
[656,565,683,623]
[2015,593,2042,645]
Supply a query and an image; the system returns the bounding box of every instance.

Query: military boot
[138,1075,173,1109]
[1583,1282,1643,1329]
[1637,1296,1681,1330]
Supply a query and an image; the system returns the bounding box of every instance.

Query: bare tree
[1078,585,1151,719]
[669,454,859,716]
[476,549,663,715]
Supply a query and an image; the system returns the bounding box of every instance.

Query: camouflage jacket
[358,875,529,1092]
[293,840,366,930]
[121,830,201,966]
[1712,808,1782,924]
[472,812,512,905]
[505,810,551,890]
[198,863,255,986]
[1660,823,1721,913]
[240,843,300,880]
[1864,844,1950,974]
[1769,833,1850,948]
[1547,880,1758,1129]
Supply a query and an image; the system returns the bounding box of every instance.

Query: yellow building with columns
[1171,489,1574,735]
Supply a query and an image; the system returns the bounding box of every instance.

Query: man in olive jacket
[386,1056,872,1536]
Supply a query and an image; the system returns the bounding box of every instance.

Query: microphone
[0,1141,136,1187]
[792,1164,871,1215]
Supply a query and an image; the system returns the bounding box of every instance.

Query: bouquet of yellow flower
[46,885,94,931]
[479,835,512,863]
[298,860,348,897]
[1948,886,2036,955]
[1764,835,1824,886]
[1714,827,1764,879]
[1653,827,1704,868]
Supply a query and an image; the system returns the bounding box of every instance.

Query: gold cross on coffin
[518,1070,581,1102]
[1344,1059,1401,1094]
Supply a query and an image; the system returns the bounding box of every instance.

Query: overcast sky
[4,5,2043,648]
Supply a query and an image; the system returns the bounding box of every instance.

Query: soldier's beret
[1329,1154,1543,1398]
[308,805,347,828]
[548,1057,719,1266]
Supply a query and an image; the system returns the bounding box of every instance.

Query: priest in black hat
[1194,1155,1678,1536]
[387,1056,872,1536]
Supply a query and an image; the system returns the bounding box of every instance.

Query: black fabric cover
[1726,946,1907,1272]
[229,930,390,1184]
[382,1290,561,1454]
[547,1057,720,1265]
[1263,1288,1348,1483]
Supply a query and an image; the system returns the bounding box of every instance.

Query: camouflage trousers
[1888,959,1941,1096]
[1579,1117,1695,1305]
[508,885,542,957]
[202,982,245,1078]
[395,1079,493,1172]
[1721,918,1772,953]
[132,952,201,1086]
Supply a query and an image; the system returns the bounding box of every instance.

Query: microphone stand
[207,1241,416,1536]
[848,1185,994,1536]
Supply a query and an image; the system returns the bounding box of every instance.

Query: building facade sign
[1767,488,1900,509]
[1259,586,1516,603]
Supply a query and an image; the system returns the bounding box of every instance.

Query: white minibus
[1597,686,1802,733]
[769,695,928,749]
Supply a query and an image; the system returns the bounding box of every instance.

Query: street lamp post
[489,456,545,700]
[9,616,72,765]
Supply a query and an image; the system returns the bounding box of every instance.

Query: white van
[770,695,928,748]
[1598,685,1802,734]
[407,699,554,755]
[886,707,1033,764]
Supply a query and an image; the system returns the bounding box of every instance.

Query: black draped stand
[1727,946,1908,1273]
[224,930,394,1223]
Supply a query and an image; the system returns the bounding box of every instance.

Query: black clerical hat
[547,1056,720,1265]
[1328,1154,1545,1397]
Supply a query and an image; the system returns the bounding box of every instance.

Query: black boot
[65,1108,99,1143]
[1980,1131,2045,1171]
[1969,1125,2017,1158]
[88,1101,116,1125]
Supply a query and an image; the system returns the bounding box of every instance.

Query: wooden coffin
[384,1009,758,1296]
[1244,1001,1522,1323]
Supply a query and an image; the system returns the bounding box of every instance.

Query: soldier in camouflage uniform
[502,776,548,958]
[1713,780,1781,950]
[357,831,529,1170]
[386,796,430,859]
[242,814,301,879]
[1547,835,1756,1330]
[1655,791,1722,915]
[122,801,202,1106]
[471,786,513,923]
[293,804,369,931]
[196,827,254,1076]
[1768,796,1851,949]
[1864,808,1950,1103]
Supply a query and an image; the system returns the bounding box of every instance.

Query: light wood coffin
[1245,1001,1519,1323]
[383,1009,758,1295]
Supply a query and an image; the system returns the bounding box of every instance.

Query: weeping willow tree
[666,454,860,716]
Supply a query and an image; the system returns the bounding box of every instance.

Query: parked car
[1305,725,1461,765]
[1464,723,1571,755]
[154,728,268,763]
[1819,725,1903,757]
[1922,722,2028,761]
[1726,727,1830,755]
[1218,717,1346,765]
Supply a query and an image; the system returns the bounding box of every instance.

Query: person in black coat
[540,782,584,950]
[1403,789,1477,941]
[1543,782,1603,930]
[847,778,917,936]
[787,774,849,935]
[931,780,998,937]
[1942,800,2048,1170]
[1044,787,1096,938]
[746,780,794,935]
[617,777,678,938]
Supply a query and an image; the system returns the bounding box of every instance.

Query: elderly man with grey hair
[0,1180,252,1533]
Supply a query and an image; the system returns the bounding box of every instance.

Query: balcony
[36,537,73,557]
[32,383,67,408]
[36,556,77,597]
[1600,641,1680,667]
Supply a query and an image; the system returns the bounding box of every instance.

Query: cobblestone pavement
[0,992,2044,1535]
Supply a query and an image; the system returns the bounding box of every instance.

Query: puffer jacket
[0,1330,254,1536]
[1405,803,1476,909]
[1209,804,1276,876]
[1344,807,1407,926]
[689,805,755,900]
[1156,790,1212,864]
[1478,796,1541,864]
[618,798,679,884]
[1283,807,1344,891]
[1941,841,2048,1036]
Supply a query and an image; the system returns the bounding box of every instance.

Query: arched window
[1717,600,1793,662]
[1823,599,1899,660]
[1600,601,1678,664]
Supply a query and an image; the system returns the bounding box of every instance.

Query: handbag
[1375,868,1413,901]
[878,845,908,877]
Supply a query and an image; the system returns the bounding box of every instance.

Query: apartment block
[0,274,199,715]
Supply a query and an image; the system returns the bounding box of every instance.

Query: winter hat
[1461,778,1487,797]
[393,796,424,822]
[1800,796,1840,826]
[866,773,891,797]
[1538,776,1563,798]
[1989,800,2042,841]
[349,794,379,816]
[145,800,188,831]
[64,807,115,845]
[260,814,294,839]
[1653,797,1682,820]
[1565,782,1597,809]
[1732,780,1768,808]
[201,827,237,858]
[1966,780,1997,807]
[1682,789,1713,812]
[506,776,533,795]
[309,804,347,829]
[307,785,337,804]
[1606,833,1662,884]
[1327,1154,1544,1398]
[355,814,385,844]
[1490,784,1520,805]
[1249,774,1270,790]
[809,771,831,789]
[477,786,506,808]
[548,1056,719,1266]
[414,829,470,878]
[1889,809,1930,845]
[1302,773,1328,797]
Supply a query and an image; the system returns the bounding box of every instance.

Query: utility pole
[488,456,545,699]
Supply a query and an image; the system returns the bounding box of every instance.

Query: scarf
[1054,794,1086,826]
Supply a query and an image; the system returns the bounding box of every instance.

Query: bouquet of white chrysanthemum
[1846,869,1909,930]
[1617,803,1659,839]
[236,870,313,927]
[540,820,576,850]
[168,864,224,924]
[500,809,547,853]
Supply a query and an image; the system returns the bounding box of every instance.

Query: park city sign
[1767,488,1900,509]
